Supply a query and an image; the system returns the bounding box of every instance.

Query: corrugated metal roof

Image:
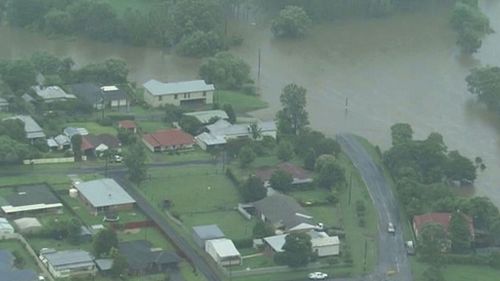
[75,178,135,208]
[143,79,214,96]
[43,250,94,267]
[206,239,240,258]
[192,224,225,240]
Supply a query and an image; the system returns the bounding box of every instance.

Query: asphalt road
[337,134,412,281]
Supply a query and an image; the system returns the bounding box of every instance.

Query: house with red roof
[413,212,475,239]
[254,162,313,188]
[142,129,195,152]
[81,134,121,156]
[118,120,137,133]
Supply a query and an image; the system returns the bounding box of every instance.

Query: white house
[143,79,215,107]
[205,238,241,267]
[263,231,339,257]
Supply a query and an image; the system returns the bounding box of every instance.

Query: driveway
[337,134,412,281]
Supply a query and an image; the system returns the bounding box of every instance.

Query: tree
[66,218,82,244]
[253,221,275,239]
[276,84,309,136]
[179,115,203,135]
[390,123,413,146]
[124,143,147,185]
[303,148,316,170]
[463,197,499,231]
[223,104,236,123]
[67,0,120,41]
[238,145,256,167]
[271,6,312,38]
[44,8,73,35]
[0,119,26,142]
[315,159,345,190]
[164,104,185,123]
[199,52,252,90]
[269,170,293,192]
[249,123,262,140]
[110,247,127,278]
[422,265,445,281]
[445,150,476,183]
[117,129,137,145]
[71,134,82,161]
[466,66,500,113]
[121,8,150,46]
[177,30,225,57]
[316,138,341,157]
[93,228,118,257]
[6,0,47,27]
[418,223,448,264]
[449,211,472,253]
[450,1,492,54]
[0,59,37,92]
[276,140,294,161]
[0,136,36,164]
[277,232,312,267]
[73,58,128,85]
[242,176,266,202]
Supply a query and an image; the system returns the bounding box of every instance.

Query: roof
[42,250,94,269]
[13,217,42,230]
[0,97,8,106]
[46,138,58,148]
[185,110,229,124]
[0,218,14,232]
[81,134,121,151]
[54,134,70,146]
[195,132,227,146]
[21,94,35,103]
[309,231,340,247]
[63,127,89,139]
[0,269,38,281]
[143,79,215,96]
[143,129,194,148]
[413,212,474,237]
[95,259,113,271]
[206,120,277,139]
[253,193,313,230]
[263,234,286,252]
[100,86,127,101]
[206,239,240,258]
[192,225,225,241]
[255,162,313,185]
[119,240,180,271]
[118,120,136,129]
[1,185,62,214]
[32,85,75,101]
[3,115,45,139]
[74,178,135,208]
[68,82,103,105]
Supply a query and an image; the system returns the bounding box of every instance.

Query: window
[203,91,206,97]
[174,94,178,99]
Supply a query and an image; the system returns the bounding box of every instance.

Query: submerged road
[337,134,412,281]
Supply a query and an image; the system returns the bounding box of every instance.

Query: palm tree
[248,122,262,140]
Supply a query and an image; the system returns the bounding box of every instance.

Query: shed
[192,224,225,249]
[13,217,42,234]
[0,218,14,234]
[205,238,241,266]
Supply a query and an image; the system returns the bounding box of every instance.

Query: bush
[107,114,135,121]
[225,168,241,187]
[233,238,253,248]
[96,117,113,126]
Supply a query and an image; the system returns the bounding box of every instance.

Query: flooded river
[1,1,500,204]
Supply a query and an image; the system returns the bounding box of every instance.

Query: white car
[308,272,328,280]
[388,222,395,234]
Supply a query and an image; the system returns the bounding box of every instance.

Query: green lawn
[102,0,163,15]
[0,240,40,272]
[215,90,268,113]
[137,120,170,133]
[146,147,211,164]
[67,121,117,135]
[182,211,254,241]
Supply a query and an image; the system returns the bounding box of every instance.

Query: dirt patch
[122,228,141,235]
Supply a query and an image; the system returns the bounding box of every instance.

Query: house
[63,127,89,139]
[73,178,136,215]
[205,238,241,266]
[0,184,63,216]
[0,217,14,234]
[3,115,45,141]
[142,129,195,152]
[68,83,104,109]
[100,86,128,109]
[253,193,316,232]
[0,250,38,281]
[118,120,137,133]
[143,79,214,107]
[47,134,71,151]
[0,97,8,111]
[81,134,121,156]
[40,249,96,278]
[118,240,180,275]
[192,224,226,249]
[12,217,42,234]
[254,162,313,188]
[196,119,277,150]
[32,85,76,102]
[184,110,229,124]
[262,231,339,257]
[413,212,475,239]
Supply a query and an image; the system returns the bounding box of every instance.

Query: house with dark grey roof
[100,86,128,109]
[32,85,76,102]
[0,250,38,281]
[118,240,180,275]
[192,224,225,249]
[74,178,135,215]
[68,83,104,109]
[143,79,214,107]
[253,193,316,232]
[0,97,8,111]
[3,115,45,141]
[40,249,96,278]
[0,184,63,215]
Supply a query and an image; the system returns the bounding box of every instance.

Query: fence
[23,156,87,165]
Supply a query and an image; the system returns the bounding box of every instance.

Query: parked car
[405,240,415,255]
[387,222,395,234]
[111,154,123,163]
[308,272,328,280]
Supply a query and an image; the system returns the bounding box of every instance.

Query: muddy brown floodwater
[1,1,500,205]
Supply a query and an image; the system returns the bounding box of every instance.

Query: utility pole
[257,48,261,81]
[363,239,368,273]
[348,173,353,205]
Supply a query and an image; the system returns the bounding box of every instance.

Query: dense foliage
[450,0,492,54]
[199,52,252,90]
[466,66,500,113]
[271,6,312,38]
